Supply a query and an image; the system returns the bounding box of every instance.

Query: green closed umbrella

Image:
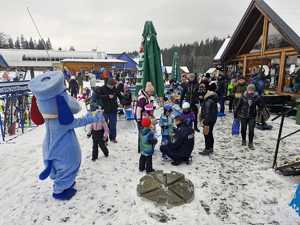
[171,51,180,82]
[142,21,164,97]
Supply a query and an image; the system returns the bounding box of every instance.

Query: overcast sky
[0,0,251,52]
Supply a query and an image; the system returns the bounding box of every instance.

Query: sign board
[0,81,30,95]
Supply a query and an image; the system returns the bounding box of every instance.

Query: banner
[0,81,30,95]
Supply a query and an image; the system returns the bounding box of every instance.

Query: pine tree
[46,38,52,50]
[15,38,21,49]
[0,33,8,48]
[29,38,35,49]
[40,38,46,49]
[37,39,46,50]
[8,38,14,49]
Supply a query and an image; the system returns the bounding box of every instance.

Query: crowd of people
[64,70,269,173]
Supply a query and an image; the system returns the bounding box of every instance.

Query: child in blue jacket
[139,117,158,173]
[159,104,174,146]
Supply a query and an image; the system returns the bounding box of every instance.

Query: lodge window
[267,23,290,49]
[250,35,263,53]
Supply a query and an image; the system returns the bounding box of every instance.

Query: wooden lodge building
[214,0,300,96]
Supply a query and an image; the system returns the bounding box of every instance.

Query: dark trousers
[71,91,78,99]
[191,103,199,129]
[228,96,234,111]
[204,122,215,150]
[92,130,109,160]
[240,118,256,144]
[219,95,225,113]
[139,155,153,172]
[104,112,117,141]
[137,123,142,153]
[160,145,189,163]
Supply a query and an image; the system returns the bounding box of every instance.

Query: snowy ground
[1,111,300,225]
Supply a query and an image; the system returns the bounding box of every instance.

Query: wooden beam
[261,17,269,54]
[236,48,298,60]
[243,56,247,77]
[277,50,286,92]
[237,15,264,55]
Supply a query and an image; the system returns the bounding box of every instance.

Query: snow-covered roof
[0,49,107,68]
[61,58,126,64]
[214,38,231,61]
[180,66,190,73]
[133,58,139,65]
[263,0,300,37]
[206,68,217,74]
[164,66,189,74]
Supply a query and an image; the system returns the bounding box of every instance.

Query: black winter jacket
[168,122,195,159]
[180,80,200,106]
[95,85,122,114]
[202,91,218,125]
[234,92,264,119]
[69,79,79,93]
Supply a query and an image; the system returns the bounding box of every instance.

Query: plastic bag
[232,119,240,136]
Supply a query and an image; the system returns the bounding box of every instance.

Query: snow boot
[248,143,254,150]
[53,187,77,201]
[171,161,182,166]
[199,149,210,156]
[242,140,247,146]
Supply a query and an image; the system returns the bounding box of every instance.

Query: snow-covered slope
[0,113,300,225]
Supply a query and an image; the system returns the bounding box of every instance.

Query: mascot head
[29,71,81,126]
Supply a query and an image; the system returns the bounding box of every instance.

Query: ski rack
[272,106,300,172]
[0,81,31,142]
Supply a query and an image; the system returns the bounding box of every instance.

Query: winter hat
[141,117,152,128]
[145,82,154,94]
[247,84,256,91]
[182,102,190,109]
[29,71,81,125]
[163,104,173,111]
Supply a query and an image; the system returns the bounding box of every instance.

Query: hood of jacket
[204,91,218,102]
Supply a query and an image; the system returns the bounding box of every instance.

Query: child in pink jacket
[88,119,110,161]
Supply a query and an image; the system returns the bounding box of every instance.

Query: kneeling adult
[160,114,195,165]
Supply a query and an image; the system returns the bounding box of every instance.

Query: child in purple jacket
[182,102,195,129]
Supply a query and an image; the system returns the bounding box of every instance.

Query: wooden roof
[219,0,300,63]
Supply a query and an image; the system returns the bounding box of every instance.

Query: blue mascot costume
[29,71,103,200]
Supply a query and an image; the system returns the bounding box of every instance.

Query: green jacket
[227,82,234,96]
[140,128,157,156]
